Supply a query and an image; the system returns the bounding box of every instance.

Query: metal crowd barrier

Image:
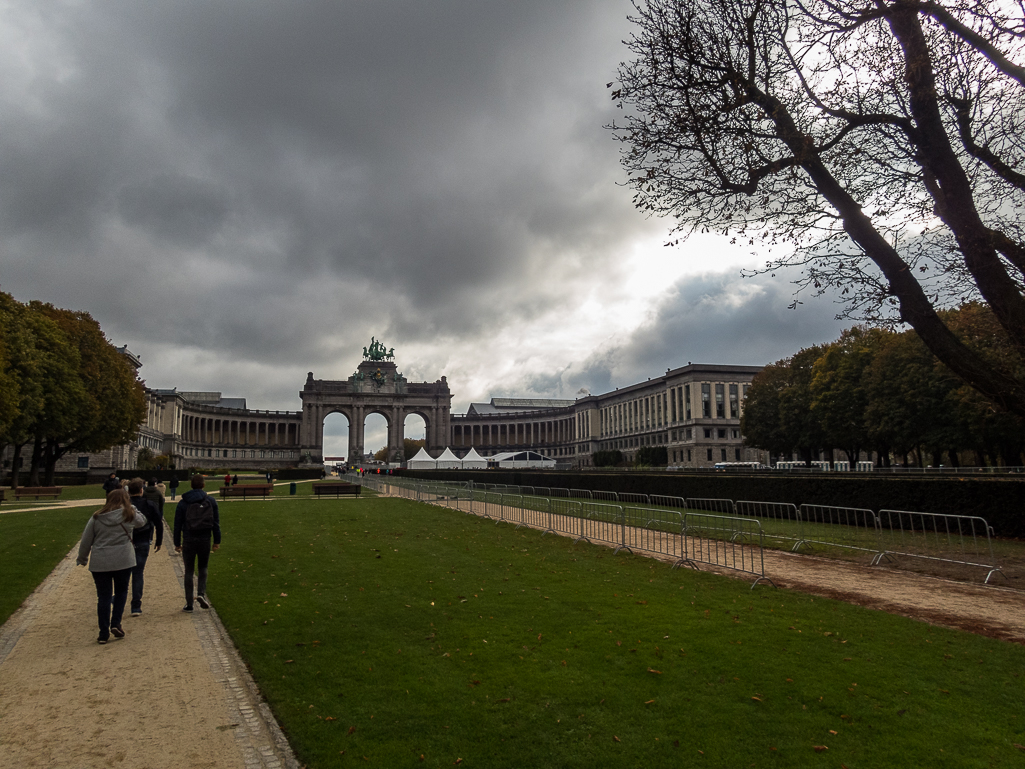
[876,510,1005,583]
[359,476,1004,584]
[678,513,775,588]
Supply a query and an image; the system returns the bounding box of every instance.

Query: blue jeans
[130,543,150,612]
[92,568,132,641]
[181,538,211,606]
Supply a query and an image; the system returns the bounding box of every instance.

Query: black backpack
[185,496,216,534]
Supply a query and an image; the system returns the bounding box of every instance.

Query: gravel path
[0,522,298,769]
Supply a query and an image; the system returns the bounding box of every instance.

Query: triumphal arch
[299,340,452,464]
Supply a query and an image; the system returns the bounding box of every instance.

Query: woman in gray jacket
[78,488,149,644]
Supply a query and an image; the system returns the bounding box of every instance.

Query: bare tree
[610,0,1025,415]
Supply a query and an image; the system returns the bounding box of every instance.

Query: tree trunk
[10,443,24,489]
[28,436,43,486]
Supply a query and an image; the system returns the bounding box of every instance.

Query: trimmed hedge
[397,469,1025,538]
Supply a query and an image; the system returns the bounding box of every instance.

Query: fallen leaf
[284,660,294,664]
[645,699,655,705]
[829,730,837,735]
[648,668,663,674]
[325,717,336,721]
[751,696,762,702]
[454,760,463,765]
[1013,744,1025,752]
[497,698,510,703]
[613,735,621,742]
[347,726,356,735]
[813,745,828,752]
[280,592,288,597]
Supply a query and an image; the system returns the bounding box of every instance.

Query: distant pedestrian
[142,477,165,518]
[77,488,149,644]
[173,475,221,612]
[101,472,121,494]
[231,474,238,486]
[169,476,179,500]
[223,472,231,487]
[127,478,164,617]
[265,471,272,483]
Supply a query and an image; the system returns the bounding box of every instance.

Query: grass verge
[211,497,1025,768]
[0,508,91,624]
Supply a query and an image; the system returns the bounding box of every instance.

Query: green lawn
[208,496,1025,768]
[0,508,90,624]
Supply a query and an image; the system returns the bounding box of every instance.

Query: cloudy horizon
[0,0,850,453]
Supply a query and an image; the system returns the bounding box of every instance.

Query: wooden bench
[14,486,63,500]
[219,484,274,499]
[311,482,361,498]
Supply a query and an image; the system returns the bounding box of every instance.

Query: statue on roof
[363,337,394,362]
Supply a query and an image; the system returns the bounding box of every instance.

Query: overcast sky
[0,0,849,451]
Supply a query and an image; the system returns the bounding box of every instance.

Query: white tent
[406,447,437,470]
[488,450,556,469]
[460,447,487,470]
[435,446,462,469]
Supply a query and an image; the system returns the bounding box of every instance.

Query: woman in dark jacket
[77,488,149,644]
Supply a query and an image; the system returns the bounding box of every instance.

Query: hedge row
[397,469,1025,538]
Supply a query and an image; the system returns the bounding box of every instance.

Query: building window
[77,456,89,469]
[701,384,710,418]
[735,448,742,461]
[718,428,727,439]
[732,429,740,439]
[686,428,692,440]
[729,384,739,418]
[684,385,691,420]
[671,389,677,422]
[706,448,713,461]
[721,448,728,461]
[715,384,725,418]
[232,449,237,458]
[704,428,712,439]
[687,449,692,462]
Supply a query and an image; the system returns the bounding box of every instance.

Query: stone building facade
[449,364,768,469]
[5,341,766,476]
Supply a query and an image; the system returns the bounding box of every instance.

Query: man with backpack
[173,474,221,612]
[127,477,164,617]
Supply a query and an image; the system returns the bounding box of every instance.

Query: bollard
[289,482,296,495]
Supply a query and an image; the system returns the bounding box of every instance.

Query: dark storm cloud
[0,0,851,408]
[0,1,645,362]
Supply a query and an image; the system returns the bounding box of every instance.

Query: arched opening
[364,412,389,462]
[322,412,350,465]
[403,413,428,461]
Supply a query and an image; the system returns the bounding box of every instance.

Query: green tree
[810,329,878,464]
[0,295,80,488]
[611,0,1025,417]
[591,450,623,467]
[635,446,668,467]
[403,438,426,460]
[33,303,146,485]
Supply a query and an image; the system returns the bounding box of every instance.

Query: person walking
[223,472,231,487]
[231,474,238,486]
[77,488,149,644]
[142,477,165,518]
[127,478,164,617]
[173,474,221,612]
[101,472,121,494]
[168,475,179,500]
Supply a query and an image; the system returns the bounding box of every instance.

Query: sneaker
[130,610,142,617]
[196,595,210,609]
[182,605,194,613]
[110,626,125,638]
[97,638,108,645]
